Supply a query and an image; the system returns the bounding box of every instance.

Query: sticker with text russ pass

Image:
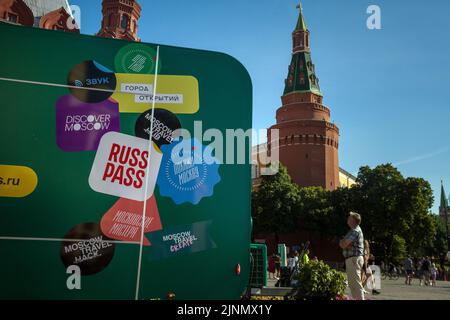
[60,222,115,276]
[147,220,216,261]
[157,138,221,205]
[67,60,116,103]
[112,73,199,114]
[55,95,120,152]
[134,108,181,147]
[0,164,38,198]
[88,132,162,201]
[100,196,162,246]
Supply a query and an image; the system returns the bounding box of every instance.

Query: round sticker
[157,138,221,205]
[67,60,116,103]
[135,108,181,147]
[60,222,115,276]
[115,43,161,74]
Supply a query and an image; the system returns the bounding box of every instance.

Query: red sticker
[100,196,162,246]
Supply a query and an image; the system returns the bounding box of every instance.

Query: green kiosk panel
[0,22,252,300]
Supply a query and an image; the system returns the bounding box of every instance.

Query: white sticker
[88,132,162,201]
[134,94,184,104]
[120,83,153,95]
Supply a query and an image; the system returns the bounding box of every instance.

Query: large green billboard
[0,22,252,300]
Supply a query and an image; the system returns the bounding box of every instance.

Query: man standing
[340,212,365,300]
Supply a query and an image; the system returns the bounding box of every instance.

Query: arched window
[121,14,129,29]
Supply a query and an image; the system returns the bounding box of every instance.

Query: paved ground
[359,278,450,300]
[266,275,450,300]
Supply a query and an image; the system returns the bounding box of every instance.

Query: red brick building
[0,0,142,40]
[0,0,79,33]
[97,0,141,41]
[268,5,340,191]
[253,6,349,263]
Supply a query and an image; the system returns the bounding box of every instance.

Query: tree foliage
[252,162,439,262]
[251,164,299,239]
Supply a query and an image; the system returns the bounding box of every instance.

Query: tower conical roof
[441,181,448,211]
[284,4,321,96]
[295,3,307,31]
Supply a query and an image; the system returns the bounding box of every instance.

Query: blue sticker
[157,138,221,205]
[147,220,216,261]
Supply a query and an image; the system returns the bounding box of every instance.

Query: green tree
[352,164,436,263]
[296,186,335,236]
[251,164,299,244]
[329,187,357,238]
[426,216,449,267]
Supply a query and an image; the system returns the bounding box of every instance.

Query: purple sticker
[56,95,120,152]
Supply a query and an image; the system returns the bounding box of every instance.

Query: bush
[294,261,346,300]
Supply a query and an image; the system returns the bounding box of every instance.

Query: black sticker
[67,60,116,103]
[135,108,181,147]
[60,222,115,276]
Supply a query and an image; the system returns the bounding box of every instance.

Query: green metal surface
[0,22,252,300]
[283,50,322,96]
[249,243,267,288]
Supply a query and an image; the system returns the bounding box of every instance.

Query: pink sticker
[100,196,162,246]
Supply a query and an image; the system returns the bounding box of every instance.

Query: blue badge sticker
[157,138,221,205]
[147,220,216,261]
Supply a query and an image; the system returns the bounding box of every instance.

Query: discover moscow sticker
[55,95,120,152]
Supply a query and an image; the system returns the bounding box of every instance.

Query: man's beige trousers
[345,256,365,300]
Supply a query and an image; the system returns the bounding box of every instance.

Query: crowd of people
[399,256,443,286]
[266,211,448,300]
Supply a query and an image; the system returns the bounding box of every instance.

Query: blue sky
[70,0,450,213]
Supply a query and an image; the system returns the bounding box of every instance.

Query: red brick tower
[97,0,141,41]
[268,4,340,190]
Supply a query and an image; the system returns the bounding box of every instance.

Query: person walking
[302,248,310,266]
[339,212,365,300]
[403,256,414,285]
[287,251,299,271]
[430,263,437,287]
[417,258,424,286]
[268,254,275,279]
[421,257,431,286]
[361,240,380,295]
[274,253,281,279]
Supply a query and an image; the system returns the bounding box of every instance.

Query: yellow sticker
[112,73,199,114]
[0,165,38,198]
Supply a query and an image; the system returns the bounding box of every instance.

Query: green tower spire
[295,3,307,31]
[283,4,322,96]
[441,181,449,211]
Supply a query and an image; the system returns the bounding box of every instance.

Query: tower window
[121,15,129,29]
[299,61,304,70]
[298,73,305,85]
[8,14,18,23]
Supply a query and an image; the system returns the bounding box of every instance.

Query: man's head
[347,212,361,228]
